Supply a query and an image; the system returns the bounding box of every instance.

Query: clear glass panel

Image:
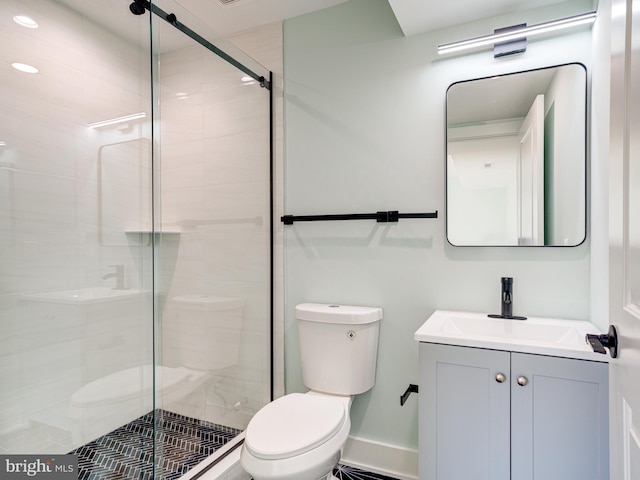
[0,0,271,477]
[151,2,272,474]
[0,0,153,468]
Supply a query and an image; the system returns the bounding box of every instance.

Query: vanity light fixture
[437,11,597,56]
[13,15,38,28]
[493,24,527,58]
[87,112,147,129]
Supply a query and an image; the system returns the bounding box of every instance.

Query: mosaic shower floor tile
[333,464,401,480]
[70,409,240,480]
[69,409,400,480]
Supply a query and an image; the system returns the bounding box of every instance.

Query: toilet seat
[244,393,347,460]
[70,365,190,407]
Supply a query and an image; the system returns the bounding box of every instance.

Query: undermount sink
[415,310,608,361]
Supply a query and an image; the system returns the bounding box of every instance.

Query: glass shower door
[151,1,273,474]
[0,0,154,463]
[0,0,272,477]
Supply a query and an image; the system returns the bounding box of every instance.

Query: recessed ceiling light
[0,141,6,147]
[11,62,38,73]
[13,15,38,29]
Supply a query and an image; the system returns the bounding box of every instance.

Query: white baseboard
[340,436,418,480]
[188,433,419,480]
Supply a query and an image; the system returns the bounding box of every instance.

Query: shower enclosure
[0,0,272,478]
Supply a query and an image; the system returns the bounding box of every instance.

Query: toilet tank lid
[172,295,244,310]
[296,303,382,324]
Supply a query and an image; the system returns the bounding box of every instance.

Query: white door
[518,94,545,246]
[609,0,640,477]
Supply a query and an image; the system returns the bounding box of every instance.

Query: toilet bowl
[69,365,208,441]
[241,303,382,480]
[242,393,351,480]
[69,295,244,443]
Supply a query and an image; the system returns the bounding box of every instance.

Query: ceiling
[53,0,586,43]
[386,0,574,36]
[447,67,557,125]
[173,0,574,37]
[173,0,351,36]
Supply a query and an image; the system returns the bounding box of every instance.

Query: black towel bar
[281,210,438,225]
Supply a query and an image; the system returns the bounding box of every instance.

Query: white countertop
[415,310,609,362]
[21,287,148,305]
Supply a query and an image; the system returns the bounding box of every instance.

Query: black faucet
[489,277,527,320]
[501,277,513,318]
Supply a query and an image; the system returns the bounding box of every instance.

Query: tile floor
[0,421,73,454]
[70,410,239,480]
[332,464,401,479]
[0,409,400,480]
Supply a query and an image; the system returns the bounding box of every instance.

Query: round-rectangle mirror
[446,63,587,247]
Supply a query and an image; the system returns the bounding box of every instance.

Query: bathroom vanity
[415,311,609,480]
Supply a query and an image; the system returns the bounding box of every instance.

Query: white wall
[282,0,595,455]
[545,64,587,245]
[447,128,520,245]
[589,0,612,335]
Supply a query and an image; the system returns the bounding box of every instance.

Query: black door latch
[585,325,619,358]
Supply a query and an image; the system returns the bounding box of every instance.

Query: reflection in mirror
[446,63,586,246]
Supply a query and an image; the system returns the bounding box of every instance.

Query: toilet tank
[168,295,244,370]
[296,303,382,395]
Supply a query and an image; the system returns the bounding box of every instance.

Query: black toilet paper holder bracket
[400,384,419,406]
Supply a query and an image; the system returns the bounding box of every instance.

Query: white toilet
[69,295,244,443]
[241,302,383,480]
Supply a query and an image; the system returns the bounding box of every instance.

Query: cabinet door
[419,343,511,480]
[511,353,609,480]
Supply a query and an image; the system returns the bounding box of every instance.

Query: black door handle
[585,325,619,358]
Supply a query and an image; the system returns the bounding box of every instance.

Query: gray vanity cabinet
[418,342,609,480]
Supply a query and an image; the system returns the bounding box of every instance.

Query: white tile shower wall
[226,22,285,401]
[158,35,272,426]
[0,0,153,443]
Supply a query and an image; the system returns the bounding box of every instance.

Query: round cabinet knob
[517,376,529,386]
[495,373,507,383]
